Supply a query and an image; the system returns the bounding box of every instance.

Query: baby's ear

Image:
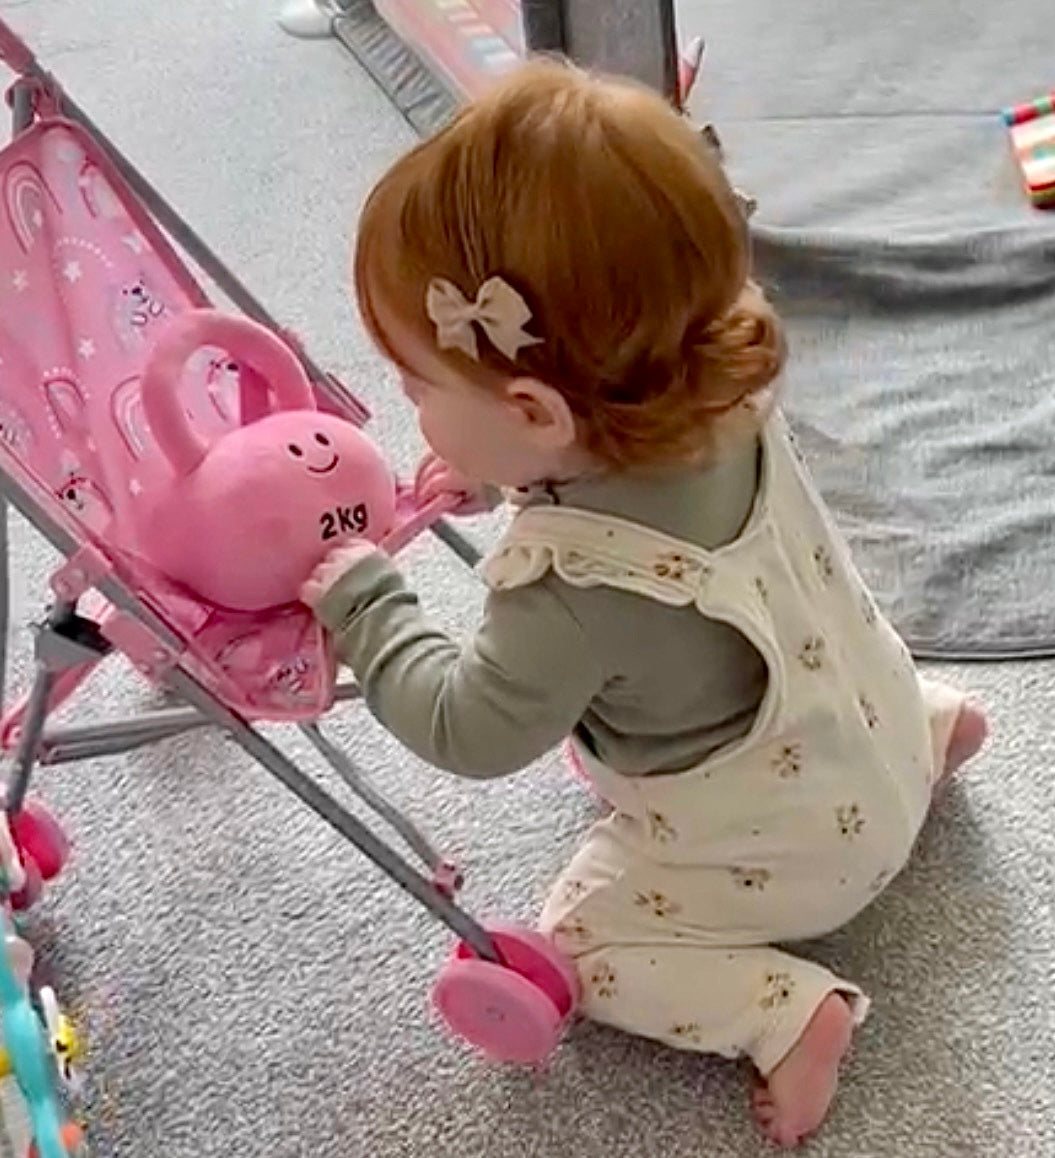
[503,378,577,452]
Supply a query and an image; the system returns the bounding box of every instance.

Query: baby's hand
[414,452,495,516]
[300,541,379,609]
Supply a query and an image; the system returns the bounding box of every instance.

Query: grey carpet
[679,0,1055,654]
[0,2,1052,1157]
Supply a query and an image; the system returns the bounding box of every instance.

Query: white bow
[425,276,543,362]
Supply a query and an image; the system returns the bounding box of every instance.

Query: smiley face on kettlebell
[286,430,339,476]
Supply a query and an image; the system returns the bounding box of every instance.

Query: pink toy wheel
[27,1121,84,1157]
[9,855,42,911]
[10,801,70,882]
[432,924,579,1066]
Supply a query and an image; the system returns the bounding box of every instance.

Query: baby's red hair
[356,59,785,467]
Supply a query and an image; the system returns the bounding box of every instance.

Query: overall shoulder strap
[482,505,714,605]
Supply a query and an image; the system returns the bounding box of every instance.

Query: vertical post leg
[2,601,104,814]
[5,663,55,816]
[10,81,34,135]
[522,0,566,52]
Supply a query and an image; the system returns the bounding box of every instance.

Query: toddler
[302,61,987,1147]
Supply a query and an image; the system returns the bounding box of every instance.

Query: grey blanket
[683,0,1055,654]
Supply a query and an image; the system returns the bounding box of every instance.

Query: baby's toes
[751,1086,777,1122]
[751,1084,806,1148]
[754,1105,779,1129]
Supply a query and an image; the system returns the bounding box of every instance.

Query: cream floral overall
[483,416,964,1075]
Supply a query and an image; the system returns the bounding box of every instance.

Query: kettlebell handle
[140,309,315,477]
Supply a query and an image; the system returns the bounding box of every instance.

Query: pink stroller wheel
[433,924,579,1066]
[10,801,70,882]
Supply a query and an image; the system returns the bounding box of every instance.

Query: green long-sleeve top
[315,440,766,779]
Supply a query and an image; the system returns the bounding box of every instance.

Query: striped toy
[374,0,522,99]
[1002,93,1055,208]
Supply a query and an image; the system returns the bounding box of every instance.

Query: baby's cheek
[417,407,448,455]
[400,374,425,406]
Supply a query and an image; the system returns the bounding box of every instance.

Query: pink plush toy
[136,310,396,611]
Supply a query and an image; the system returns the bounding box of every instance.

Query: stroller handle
[0,19,35,75]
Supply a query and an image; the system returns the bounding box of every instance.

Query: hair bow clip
[426,276,543,363]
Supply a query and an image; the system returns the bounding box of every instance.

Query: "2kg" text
[319,503,369,541]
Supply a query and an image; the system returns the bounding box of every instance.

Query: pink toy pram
[0,15,579,1097]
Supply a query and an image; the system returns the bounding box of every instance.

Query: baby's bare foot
[939,700,989,786]
[751,993,854,1148]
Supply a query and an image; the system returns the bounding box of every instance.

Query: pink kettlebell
[136,310,397,611]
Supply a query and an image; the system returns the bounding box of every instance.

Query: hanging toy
[0,814,83,1158]
[135,310,397,611]
[677,38,758,221]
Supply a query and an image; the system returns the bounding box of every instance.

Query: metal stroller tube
[299,722,451,879]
